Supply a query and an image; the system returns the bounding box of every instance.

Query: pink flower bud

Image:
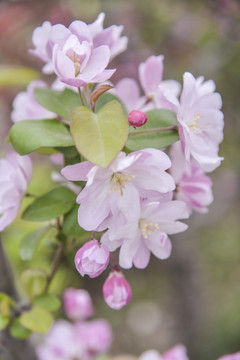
[128,110,147,127]
[103,270,132,310]
[74,240,110,278]
[63,288,94,321]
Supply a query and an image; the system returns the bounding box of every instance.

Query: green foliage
[20,269,47,298]
[9,318,32,339]
[57,146,81,166]
[19,226,49,261]
[71,101,129,167]
[0,314,10,330]
[62,204,89,238]
[22,187,76,222]
[95,92,128,115]
[33,293,61,311]
[0,66,40,87]
[9,119,74,155]
[34,88,81,121]
[19,307,54,334]
[126,109,179,151]
[0,293,16,316]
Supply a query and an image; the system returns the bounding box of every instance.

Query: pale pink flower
[74,240,110,278]
[163,345,189,360]
[88,12,128,60]
[170,141,213,214]
[139,345,189,360]
[139,55,181,111]
[0,152,32,232]
[218,353,240,360]
[114,78,146,112]
[11,80,55,123]
[163,72,224,172]
[101,199,188,269]
[102,270,132,310]
[29,21,53,74]
[114,56,180,113]
[37,320,84,360]
[61,149,175,231]
[128,110,147,127]
[75,319,112,355]
[63,288,94,321]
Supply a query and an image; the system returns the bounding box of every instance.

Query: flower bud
[102,270,132,310]
[63,288,94,320]
[128,110,147,127]
[74,240,110,278]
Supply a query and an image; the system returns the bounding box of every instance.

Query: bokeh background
[1,0,240,359]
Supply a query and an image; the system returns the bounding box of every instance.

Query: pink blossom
[30,15,128,85]
[74,240,110,278]
[88,12,128,60]
[101,199,188,269]
[29,21,53,73]
[218,353,240,360]
[102,270,132,310]
[11,80,55,123]
[37,320,84,360]
[163,72,224,172]
[114,56,180,113]
[128,110,147,127]
[75,319,112,355]
[170,141,213,214]
[139,345,189,360]
[163,345,189,360]
[61,149,175,232]
[139,55,181,111]
[0,152,32,232]
[63,288,94,320]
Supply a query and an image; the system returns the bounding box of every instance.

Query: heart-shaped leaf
[19,307,54,334]
[71,101,128,168]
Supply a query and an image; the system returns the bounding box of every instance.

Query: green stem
[45,243,64,292]
[78,87,84,106]
[128,125,178,136]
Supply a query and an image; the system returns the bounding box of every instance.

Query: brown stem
[45,243,65,292]
[128,125,178,136]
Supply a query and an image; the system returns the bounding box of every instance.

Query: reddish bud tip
[128,110,147,127]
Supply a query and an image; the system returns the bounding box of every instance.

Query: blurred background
[0,0,240,359]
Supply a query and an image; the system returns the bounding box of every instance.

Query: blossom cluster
[37,288,112,360]
[1,13,224,313]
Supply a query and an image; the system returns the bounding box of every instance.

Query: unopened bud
[128,110,147,127]
[75,240,110,278]
[103,270,132,310]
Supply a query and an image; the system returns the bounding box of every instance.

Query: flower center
[109,172,134,196]
[187,115,206,134]
[139,218,159,239]
[68,52,81,76]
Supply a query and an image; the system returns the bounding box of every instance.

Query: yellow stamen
[109,172,134,196]
[187,115,207,134]
[139,218,159,239]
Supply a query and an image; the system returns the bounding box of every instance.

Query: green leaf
[0,293,16,315]
[95,92,128,116]
[62,204,88,238]
[19,227,49,261]
[33,293,61,311]
[0,315,10,330]
[0,66,40,87]
[19,307,54,334]
[22,187,76,222]
[9,119,74,155]
[35,88,81,121]
[57,146,81,166]
[71,101,129,168]
[20,269,47,298]
[9,318,32,339]
[126,109,179,151]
